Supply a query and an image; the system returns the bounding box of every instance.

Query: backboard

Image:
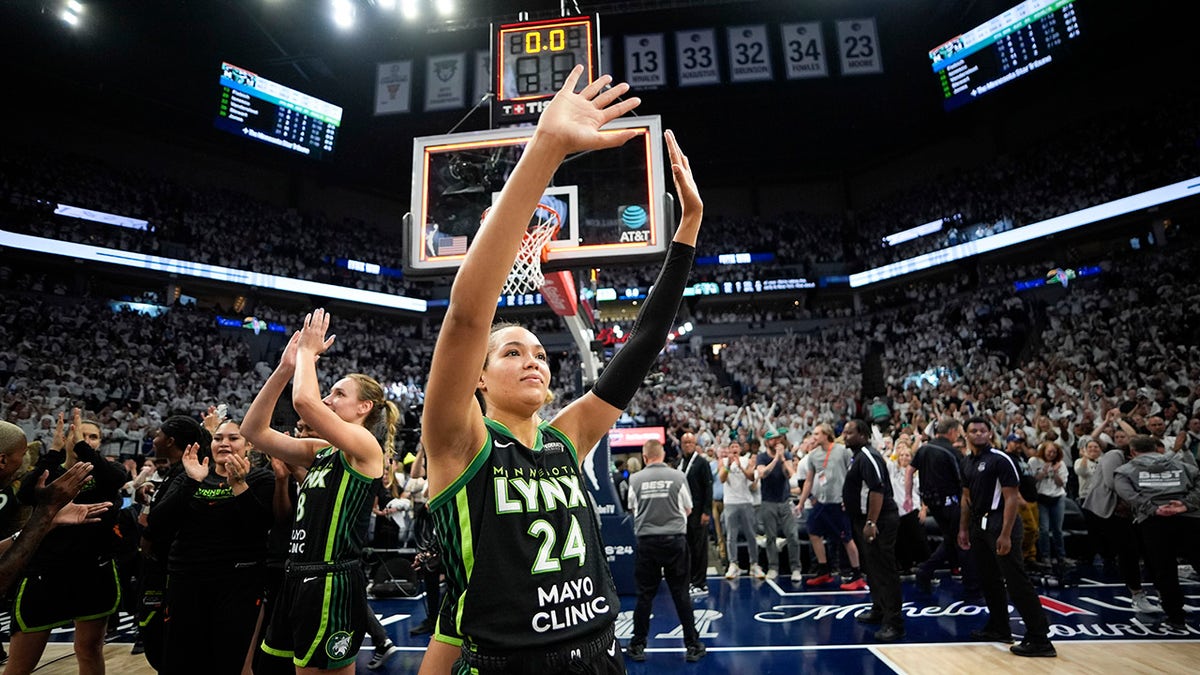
[404,114,669,276]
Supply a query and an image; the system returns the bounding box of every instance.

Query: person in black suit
[680,432,713,596]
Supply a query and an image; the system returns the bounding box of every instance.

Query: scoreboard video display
[215,62,342,159]
[929,0,1081,111]
[493,15,600,126]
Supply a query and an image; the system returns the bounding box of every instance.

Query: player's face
[481,326,550,409]
[323,377,370,423]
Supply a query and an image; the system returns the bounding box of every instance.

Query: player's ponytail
[348,372,399,460]
[382,400,400,460]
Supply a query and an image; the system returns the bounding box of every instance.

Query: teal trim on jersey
[337,443,381,482]
[13,561,121,632]
[260,642,293,658]
[433,628,463,648]
[429,434,493,511]
[299,574,334,666]
[453,488,475,633]
[483,416,543,450]
[74,560,121,623]
[543,423,580,463]
[325,468,355,561]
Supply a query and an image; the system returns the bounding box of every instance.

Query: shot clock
[492,15,600,126]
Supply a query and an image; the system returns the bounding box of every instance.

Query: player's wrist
[528,127,572,163]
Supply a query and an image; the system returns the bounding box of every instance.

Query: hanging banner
[727,25,772,82]
[374,60,412,115]
[836,18,883,75]
[624,33,667,88]
[424,52,466,111]
[781,22,829,79]
[675,29,720,87]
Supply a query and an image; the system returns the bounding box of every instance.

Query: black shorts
[448,623,625,675]
[807,502,853,544]
[260,561,367,670]
[12,559,120,632]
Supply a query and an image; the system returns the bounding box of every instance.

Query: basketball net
[500,203,561,296]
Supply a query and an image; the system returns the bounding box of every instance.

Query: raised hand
[52,501,113,527]
[297,309,336,357]
[182,443,209,482]
[69,407,84,447]
[665,129,702,219]
[51,411,66,451]
[203,405,223,434]
[534,66,641,156]
[279,330,302,372]
[34,461,95,510]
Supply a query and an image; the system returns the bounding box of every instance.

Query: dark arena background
[2,0,1199,673]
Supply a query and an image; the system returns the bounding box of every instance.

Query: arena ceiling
[4,1,1180,194]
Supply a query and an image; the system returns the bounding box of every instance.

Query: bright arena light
[60,0,82,27]
[377,0,397,10]
[331,0,355,29]
[434,0,455,17]
[400,0,420,20]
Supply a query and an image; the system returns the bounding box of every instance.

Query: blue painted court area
[355,567,1199,673]
[12,568,1198,673]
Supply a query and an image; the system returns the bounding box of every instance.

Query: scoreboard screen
[929,0,1081,111]
[215,62,342,159]
[493,15,600,126]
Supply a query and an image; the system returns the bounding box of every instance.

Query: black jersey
[288,446,375,564]
[843,446,897,518]
[430,418,618,651]
[164,467,275,575]
[0,484,20,539]
[963,447,1020,519]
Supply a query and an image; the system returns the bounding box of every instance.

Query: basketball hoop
[499,203,561,296]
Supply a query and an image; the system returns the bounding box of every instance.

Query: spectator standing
[719,440,765,579]
[888,442,929,574]
[794,423,863,588]
[757,428,801,582]
[1028,442,1068,563]
[679,432,713,596]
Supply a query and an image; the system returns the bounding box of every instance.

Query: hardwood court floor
[876,641,1200,674]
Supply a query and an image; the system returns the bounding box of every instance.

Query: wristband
[865,520,875,527]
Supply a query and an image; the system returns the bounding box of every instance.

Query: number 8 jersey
[430,418,618,650]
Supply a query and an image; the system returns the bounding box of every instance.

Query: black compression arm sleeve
[592,241,695,410]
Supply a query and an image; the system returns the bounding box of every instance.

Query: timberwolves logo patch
[326,631,352,660]
[618,205,650,243]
